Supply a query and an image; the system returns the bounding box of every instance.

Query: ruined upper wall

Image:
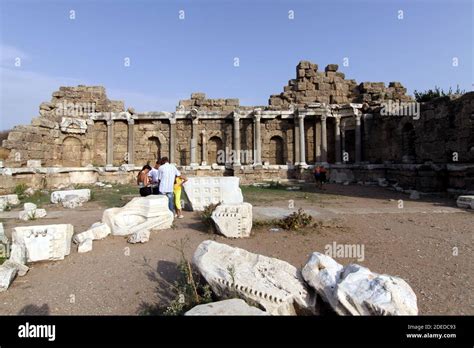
[268,60,413,109]
[39,85,125,122]
[178,93,241,112]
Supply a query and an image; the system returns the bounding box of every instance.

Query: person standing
[148,160,161,194]
[156,157,180,213]
[173,175,187,219]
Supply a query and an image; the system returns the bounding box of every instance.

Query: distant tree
[413,85,466,102]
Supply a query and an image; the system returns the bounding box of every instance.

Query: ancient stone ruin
[0,61,472,193]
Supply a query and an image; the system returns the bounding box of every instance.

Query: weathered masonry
[1,61,473,193]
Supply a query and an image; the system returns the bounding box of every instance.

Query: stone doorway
[62,136,82,167]
[269,135,284,164]
[208,136,224,165]
[147,136,161,162]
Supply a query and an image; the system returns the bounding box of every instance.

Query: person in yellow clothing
[173,175,187,219]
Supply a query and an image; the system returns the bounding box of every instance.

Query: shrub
[278,208,313,231]
[164,238,213,315]
[414,85,465,102]
[13,183,28,199]
[200,203,220,233]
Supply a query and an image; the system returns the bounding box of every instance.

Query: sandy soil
[0,184,472,315]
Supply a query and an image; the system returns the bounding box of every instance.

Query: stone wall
[268,61,412,108]
[2,86,124,168]
[362,93,474,164]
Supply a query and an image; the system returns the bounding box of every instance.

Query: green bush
[414,85,465,102]
[279,208,313,230]
[13,183,28,199]
[164,238,213,315]
[200,203,220,233]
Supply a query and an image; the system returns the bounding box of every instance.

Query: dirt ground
[0,183,472,315]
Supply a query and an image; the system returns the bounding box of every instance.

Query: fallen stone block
[61,195,84,209]
[183,177,244,211]
[127,230,150,244]
[51,189,91,204]
[456,195,474,209]
[12,224,74,263]
[193,240,317,315]
[74,222,111,244]
[302,253,418,315]
[185,299,269,316]
[0,194,20,211]
[0,261,18,292]
[78,239,93,253]
[102,196,173,236]
[211,202,253,238]
[335,264,418,315]
[18,205,47,221]
[0,222,8,245]
[302,252,343,308]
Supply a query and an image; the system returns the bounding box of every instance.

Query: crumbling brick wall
[269,61,412,108]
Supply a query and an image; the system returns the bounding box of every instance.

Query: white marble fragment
[74,222,111,244]
[78,239,93,253]
[456,195,474,209]
[12,224,74,263]
[185,299,269,316]
[102,196,173,236]
[127,230,150,244]
[302,252,343,307]
[183,177,244,211]
[211,202,252,238]
[51,189,90,204]
[193,240,317,315]
[0,261,18,292]
[302,253,418,316]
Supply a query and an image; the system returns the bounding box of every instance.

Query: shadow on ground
[136,258,180,315]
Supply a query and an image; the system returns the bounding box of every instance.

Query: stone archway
[401,123,416,163]
[147,136,161,162]
[62,136,82,167]
[208,136,224,165]
[269,135,285,164]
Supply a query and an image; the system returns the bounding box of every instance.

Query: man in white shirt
[156,157,180,213]
[148,160,161,194]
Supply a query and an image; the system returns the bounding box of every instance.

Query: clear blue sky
[0,0,472,130]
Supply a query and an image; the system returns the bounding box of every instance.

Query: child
[173,175,187,219]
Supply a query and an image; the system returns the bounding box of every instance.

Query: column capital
[201,129,206,135]
[297,112,306,120]
[355,114,362,125]
[334,115,341,125]
[233,113,241,122]
[320,114,327,121]
[106,119,114,126]
[253,114,261,122]
[127,118,135,125]
[169,116,177,125]
[192,117,199,125]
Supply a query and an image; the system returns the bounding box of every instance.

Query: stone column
[294,114,300,165]
[315,119,321,162]
[106,119,114,166]
[355,114,362,163]
[127,119,135,165]
[201,130,207,165]
[298,113,306,165]
[334,116,341,164]
[233,113,241,165]
[190,117,199,166]
[169,117,177,164]
[253,112,262,165]
[321,115,327,163]
[341,120,346,162]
